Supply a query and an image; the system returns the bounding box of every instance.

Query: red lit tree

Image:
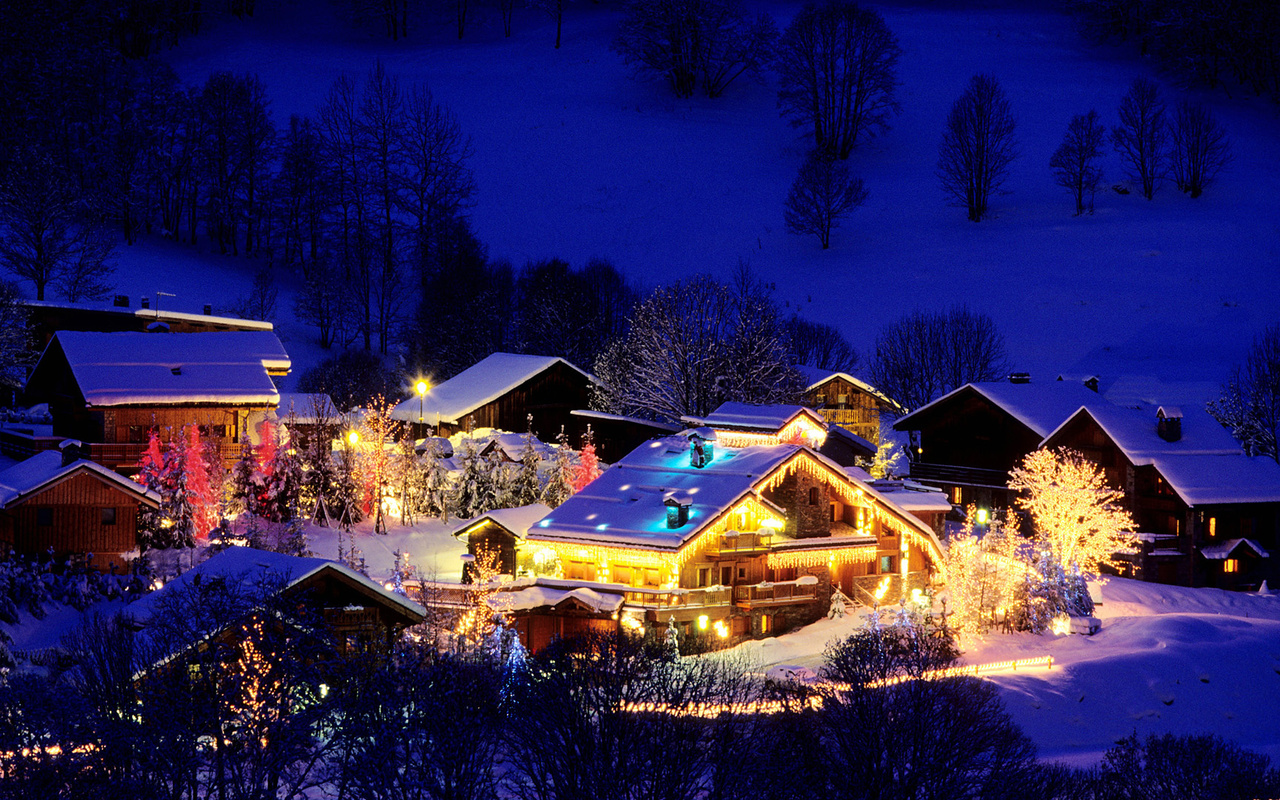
[572,425,600,492]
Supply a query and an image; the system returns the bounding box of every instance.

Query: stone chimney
[1157,406,1182,443]
[59,439,83,467]
[1008,372,1031,384]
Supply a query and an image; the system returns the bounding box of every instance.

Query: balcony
[908,462,1010,489]
[623,586,733,609]
[86,440,243,471]
[708,531,774,556]
[733,579,819,609]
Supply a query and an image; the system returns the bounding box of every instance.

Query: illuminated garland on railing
[713,416,828,449]
[765,546,876,570]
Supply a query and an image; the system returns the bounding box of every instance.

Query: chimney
[664,491,693,529]
[140,296,150,309]
[113,295,129,307]
[1008,372,1031,384]
[59,439,83,467]
[688,428,717,468]
[1157,406,1182,442]
[203,304,213,315]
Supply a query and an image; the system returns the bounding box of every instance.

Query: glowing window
[1224,559,1239,574]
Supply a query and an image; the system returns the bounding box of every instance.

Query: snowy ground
[307,516,471,583]
[727,577,1280,766]
[95,0,1280,390]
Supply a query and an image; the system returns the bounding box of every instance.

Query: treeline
[1068,0,1280,102]
[2,603,1278,800]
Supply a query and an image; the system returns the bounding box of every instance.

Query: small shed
[0,445,160,571]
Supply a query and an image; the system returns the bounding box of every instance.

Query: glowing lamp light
[1050,614,1072,636]
[415,379,429,395]
[976,508,989,525]
[347,431,360,446]
[697,614,709,631]
[713,619,730,638]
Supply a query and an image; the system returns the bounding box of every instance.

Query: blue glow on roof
[538,520,550,528]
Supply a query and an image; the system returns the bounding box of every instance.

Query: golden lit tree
[1009,447,1136,576]
[942,506,1025,638]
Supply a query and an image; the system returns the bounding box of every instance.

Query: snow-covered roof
[894,380,1104,437]
[32,331,289,407]
[1199,538,1270,560]
[276,393,339,423]
[487,583,625,615]
[126,546,426,627]
[684,402,826,433]
[1100,375,1220,409]
[570,408,682,432]
[455,503,553,540]
[481,432,560,462]
[528,435,938,555]
[864,478,954,514]
[21,298,275,331]
[0,451,160,508]
[389,353,596,424]
[1040,404,1280,506]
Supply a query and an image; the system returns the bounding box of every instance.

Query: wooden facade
[803,375,885,444]
[0,470,157,572]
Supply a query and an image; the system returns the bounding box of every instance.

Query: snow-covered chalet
[505,403,947,644]
[21,330,290,472]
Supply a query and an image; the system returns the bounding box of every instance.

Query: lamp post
[415,379,429,437]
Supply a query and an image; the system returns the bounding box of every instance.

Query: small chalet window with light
[1224,559,1239,573]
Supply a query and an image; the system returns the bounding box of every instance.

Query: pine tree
[396,437,420,525]
[452,436,486,520]
[511,423,544,507]
[478,444,507,514]
[572,425,601,492]
[136,428,167,550]
[231,441,258,517]
[263,435,304,523]
[423,439,451,522]
[541,427,575,508]
[160,429,196,549]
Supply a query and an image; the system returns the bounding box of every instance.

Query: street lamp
[415,379,430,432]
[347,430,360,447]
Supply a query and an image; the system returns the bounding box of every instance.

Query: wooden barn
[1041,403,1280,589]
[391,353,597,444]
[489,579,626,653]
[0,442,160,571]
[800,369,901,445]
[19,330,290,472]
[453,503,552,579]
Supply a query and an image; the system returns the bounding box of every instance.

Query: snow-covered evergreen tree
[230,442,258,518]
[541,427,575,508]
[422,439,451,522]
[510,423,544,507]
[262,434,304,523]
[159,430,197,549]
[452,436,487,520]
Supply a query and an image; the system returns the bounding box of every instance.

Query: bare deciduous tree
[1049,109,1106,215]
[937,73,1018,222]
[1111,77,1167,200]
[776,0,902,159]
[1168,99,1230,198]
[529,0,570,48]
[613,0,776,98]
[786,315,859,374]
[868,305,1009,414]
[784,150,868,249]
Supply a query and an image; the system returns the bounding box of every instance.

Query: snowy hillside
[103,0,1280,387]
[728,576,1280,765]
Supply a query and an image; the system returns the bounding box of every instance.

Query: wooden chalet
[21,298,275,350]
[892,378,1104,511]
[801,369,901,445]
[19,330,290,472]
[0,442,160,572]
[489,579,626,653]
[127,546,426,663]
[391,353,597,444]
[569,409,682,464]
[513,403,946,642]
[1041,404,1280,589]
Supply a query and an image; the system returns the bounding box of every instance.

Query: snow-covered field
[103,0,1280,388]
[729,576,1280,765]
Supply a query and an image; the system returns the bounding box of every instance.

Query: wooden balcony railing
[709,531,774,556]
[623,586,733,609]
[908,462,1010,489]
[86,440,243,469]
[733,580,819,609]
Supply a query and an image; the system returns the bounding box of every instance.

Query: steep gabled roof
[455,503,553,540]
[684,402,825,433]
[1041,405,1280,507]
[893,381,1103,437]
[390,353,597,425]
[126,546,426,627]
[527,435,943,566]
[28,331,288,407]
[799,367,901,411]
[0,451,160,508]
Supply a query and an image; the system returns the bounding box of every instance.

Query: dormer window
[664,491,693,529]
